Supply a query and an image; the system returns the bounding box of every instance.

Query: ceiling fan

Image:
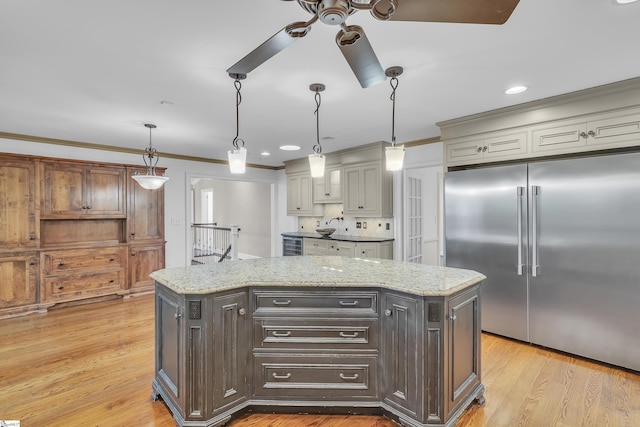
[226,0,521,88]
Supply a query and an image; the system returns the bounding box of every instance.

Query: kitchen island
[150,256,486,427]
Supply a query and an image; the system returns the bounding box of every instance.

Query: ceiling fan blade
[378,0,520,25]
[335,25,386,89]
[226,22,311,75]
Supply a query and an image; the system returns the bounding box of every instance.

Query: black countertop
[281,231,394,243]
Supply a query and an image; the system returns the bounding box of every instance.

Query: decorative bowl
[315,227,336,237]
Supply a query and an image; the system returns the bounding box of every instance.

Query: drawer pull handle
[272,299,291,306]
[109,258,115,262]
[58,285,64,290]
[272,331,292,337]
[272,373,291,380]
[58,262,65,266]
[339,373,359,380]
[339,300,358,306]
[109,279,115,283]
[339,332,358,338]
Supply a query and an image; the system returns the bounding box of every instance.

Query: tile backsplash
[297,204,394,239]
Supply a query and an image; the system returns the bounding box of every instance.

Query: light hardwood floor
[1,295,638,427]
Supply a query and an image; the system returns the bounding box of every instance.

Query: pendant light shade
[308,153,326,178]
[228,146,247,174]
[385,145,405,171]
[228,73,247,174]
[131,123,169,190]
[308,83,326,178]
[384,66,405,171]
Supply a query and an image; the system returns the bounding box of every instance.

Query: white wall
[0,137,280,268]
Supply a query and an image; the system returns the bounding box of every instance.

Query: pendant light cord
[313,90,322,155]
[232,78,245,150]
[390,75,398,146]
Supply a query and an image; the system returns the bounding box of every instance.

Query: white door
[404,166,441,265]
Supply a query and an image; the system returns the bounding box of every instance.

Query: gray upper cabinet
[287,172,322,216]
[343,161,392,218]
[313,165,342,204]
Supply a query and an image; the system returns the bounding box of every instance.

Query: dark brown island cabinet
[151,257,485,427]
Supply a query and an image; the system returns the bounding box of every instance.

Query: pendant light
[131,123,170,190]
[308,83,326,178]
[228,73,247,174]
[385,66,405,171]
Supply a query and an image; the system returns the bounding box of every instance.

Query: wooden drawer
[253,290,378,316]
[43,247,125,274]
[44,270,123,301]
[253,354,378,399]
[254,318,379,352]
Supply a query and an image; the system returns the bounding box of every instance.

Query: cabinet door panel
[213,292,248,409]
[85,167,125,216]
[532,123,587,154]
[129,244,165,289]
[383,293,420,415]
[343,166,362,214]
[43,164,85,216]
[0,160,36,249]
[586,112,640,148]
[156,291,182,402]
[447,290,480,414]
[360,165,380,215]
[0,255,37,308]
[128,169,164,240]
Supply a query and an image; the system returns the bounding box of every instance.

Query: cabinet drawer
[253,290,378,316]
[254,354,378,399]
[45,270,123,300]
[254,318,378,351]
[43,247,124,274]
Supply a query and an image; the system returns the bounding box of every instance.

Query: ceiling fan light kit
[228,73,248,174]
[131,123,170,190]
[385,66,405,171]
[308,83,326,178]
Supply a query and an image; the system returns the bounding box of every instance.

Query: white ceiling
[1,0,639,168]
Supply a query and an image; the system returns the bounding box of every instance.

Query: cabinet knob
[130,232,136,236]
[29,259,36,266]
[449,314,457,322]
[58,285,64,290]
[109,279,115,283]
[238,308,246,316]
[482,146,488,152]
[174,313,182,320]
[131,253,136,256]
[109,258,115,262]
[476,146,482,152]
[587,130,596,137]
[579,131,588,138]
[385,309,392,317]
[29,235,36,240]
[86,205,91,209]
[58,262,65,266]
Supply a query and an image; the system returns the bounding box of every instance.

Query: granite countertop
[282,231,394,243]
[150,256,485,297]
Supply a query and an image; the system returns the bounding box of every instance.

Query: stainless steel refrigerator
[444,152,640,371]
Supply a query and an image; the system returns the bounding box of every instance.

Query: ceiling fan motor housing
[318,0,351,25]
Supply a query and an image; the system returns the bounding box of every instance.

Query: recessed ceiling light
[260,151,270,156]
[614,0,637,4]
[505,85,528,95]
[279,145,301,151]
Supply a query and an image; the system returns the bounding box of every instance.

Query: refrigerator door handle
[517,186,525,275]
[531,185,540,277]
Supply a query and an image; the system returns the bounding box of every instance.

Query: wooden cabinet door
[129,244,165,290]
[43,162,85,217]
[382,292,421,415]
[0,158,36,249]
[128,168,164,241]
[0,254,37,309]
[85,167,126,217]
[446,289,481,416]
[212,292,248,409]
